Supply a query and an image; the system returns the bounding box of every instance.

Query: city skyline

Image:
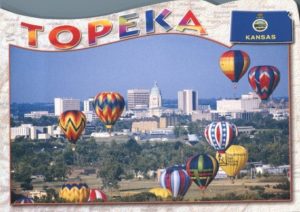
[10,35,288,103]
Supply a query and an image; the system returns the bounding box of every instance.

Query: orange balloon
[58,110,86,144]
[219,50,250,83]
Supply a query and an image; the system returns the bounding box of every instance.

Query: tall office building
[83,97,97,122]
[127,89,150,110]
[178,89,198,115]
[54,98,81,116]
[84,98,94,112]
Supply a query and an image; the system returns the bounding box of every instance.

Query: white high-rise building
[149,82,162,117]
[178,89,198,115]
[84,98,94,112]
[83,97,97,122]
[127,89,150,110]
[54,98,80,116]
[216,92,261,114]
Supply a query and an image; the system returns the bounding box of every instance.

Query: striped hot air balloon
[219,50,250,83]
[248,65,280,100]
[88,189,108,202]
[204,121,238,153]
[14,197,34,204]
[59,183,90,203]
[93,92,125,130]
[58,110,86,144]
[159,166,191,199]
[186,154,219,190]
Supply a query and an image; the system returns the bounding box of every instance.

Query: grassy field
[12,172,289,202]
[115,177,288,201]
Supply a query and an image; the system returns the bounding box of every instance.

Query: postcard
[0,0,299,210]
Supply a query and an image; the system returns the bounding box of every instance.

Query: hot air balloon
[93,92,125,131]
[204,121,238,153]
[59,183,90,203]
[159,166,191,199]
[248,65,280,100]
[88,189,108,202]
[186,154,219,190]
[58,110,86,145]
[216,145,248,177]
[14,197,34,204]
[149,188,172,199]
[219,50,250,84]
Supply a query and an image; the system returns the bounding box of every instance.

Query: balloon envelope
[219,50,250,83]
[216,145,248,177]
[14,197,34,204]
[59,183,90,203]
[149,188,171,199]
[88,189,107,202]
[58,110,86,144]
[186,154,219,190]
[204,121,238,153]
[93,92,125,129]
[159,166,191,199]
[248,65,280,100]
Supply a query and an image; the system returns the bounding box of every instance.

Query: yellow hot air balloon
[216,145,248,177]
[59,183,90,203]
[149,188,171,199]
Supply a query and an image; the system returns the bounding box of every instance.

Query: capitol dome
[150,82,161,96]
[148,82,162,117]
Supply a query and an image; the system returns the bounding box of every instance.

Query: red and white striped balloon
[88,189,107,202]
[204,121,238,153]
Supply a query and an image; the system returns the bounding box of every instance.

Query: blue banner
[231,11,293,43]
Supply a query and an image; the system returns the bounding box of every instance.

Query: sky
[10,35,289,103]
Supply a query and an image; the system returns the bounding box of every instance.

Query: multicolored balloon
[159,166,191,199]
[204,121,238,153]
[248,65,280,100]
[14,197,34,204]
[219,50,250,83]
[59,183,90,203]
[93,92,125,130]
[216,145,248,177]
[186,154,219,190]
[58,110,86,144]
[149,187,172,199]
[88,189,107,202]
